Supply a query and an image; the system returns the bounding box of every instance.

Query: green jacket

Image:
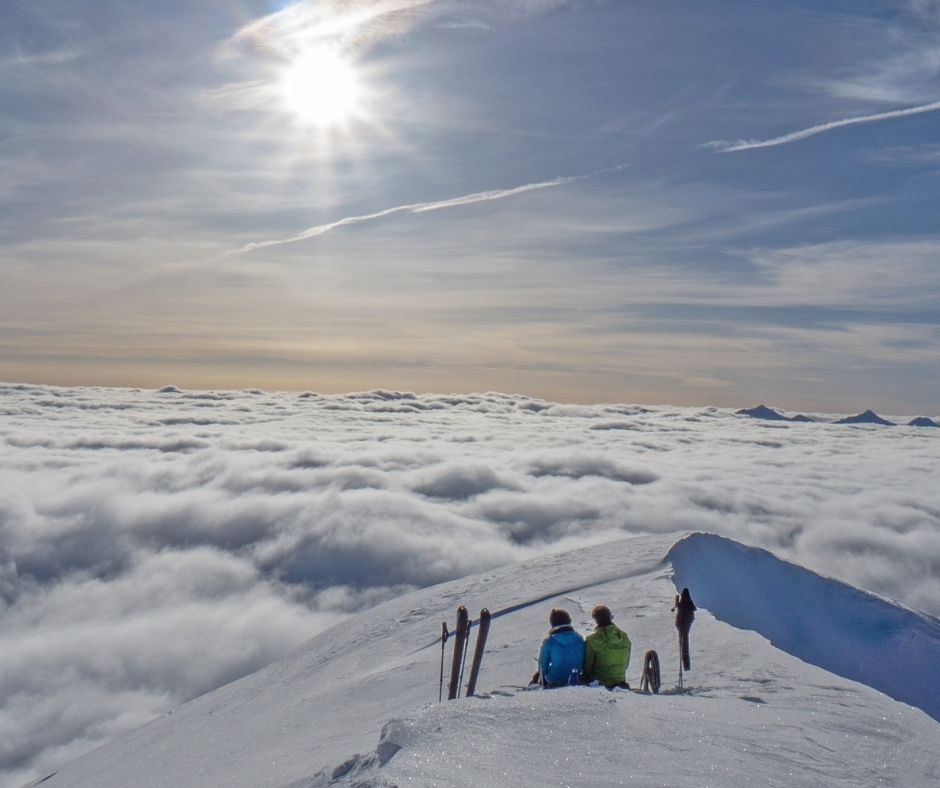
[582,624,631,687]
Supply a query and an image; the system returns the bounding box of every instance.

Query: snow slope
[34,533,940,787]
[669,533,940,721]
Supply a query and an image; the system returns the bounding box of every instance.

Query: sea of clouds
[1,383,938,785]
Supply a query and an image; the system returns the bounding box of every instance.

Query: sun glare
[279,48,360,127]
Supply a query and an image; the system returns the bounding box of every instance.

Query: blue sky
[2,0,939,412]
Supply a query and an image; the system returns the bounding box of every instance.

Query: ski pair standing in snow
[672,587,696,672]
[442,606,491,700]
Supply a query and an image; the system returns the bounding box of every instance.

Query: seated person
[536,608,585,688]
[582,604,631,689]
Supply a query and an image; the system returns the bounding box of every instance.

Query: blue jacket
[539,625,585,687]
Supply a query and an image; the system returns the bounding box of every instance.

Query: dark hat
[549,608,571,627]
[591,605,613,626]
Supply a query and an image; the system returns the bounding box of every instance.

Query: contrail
[704,99,940,153]
[233,165,627,254]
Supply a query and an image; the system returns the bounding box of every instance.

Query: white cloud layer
[0,383,938,783]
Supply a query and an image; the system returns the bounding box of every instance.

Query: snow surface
[35,533,940,788]
[669,534,940,721]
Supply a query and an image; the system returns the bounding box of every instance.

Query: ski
[465,608,491,696]
[446,606,469,700]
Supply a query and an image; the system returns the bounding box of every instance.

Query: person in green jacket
[582,604,631,689]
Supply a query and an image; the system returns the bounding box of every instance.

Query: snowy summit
[34,533,940,787]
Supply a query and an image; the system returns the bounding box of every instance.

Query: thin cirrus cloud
[233,165,627,254]
[223,0,439,57]
[704,98,940,153]
[1,383,938,785]
[0,49,84,69]
[223,0,583,55]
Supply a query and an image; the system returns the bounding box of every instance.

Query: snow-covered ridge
[38,533,940,787]
[669,533,940,721]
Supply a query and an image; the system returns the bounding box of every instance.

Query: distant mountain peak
[908,416,940,428]
[737,404,789,421]
[836,410,895,426]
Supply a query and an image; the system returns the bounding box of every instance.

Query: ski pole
[438,622,448,702]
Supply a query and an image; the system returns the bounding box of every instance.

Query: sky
[2,0,940,412]
[1,382,938,782]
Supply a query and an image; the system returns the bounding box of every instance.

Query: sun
[278,47,361,127]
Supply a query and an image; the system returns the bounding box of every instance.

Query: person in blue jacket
[536,608,585,688]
